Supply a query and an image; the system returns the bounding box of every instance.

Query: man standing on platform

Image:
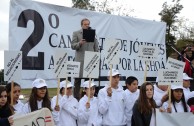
[71,18,99,100]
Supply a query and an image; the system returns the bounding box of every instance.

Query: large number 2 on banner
[18,9,44,70]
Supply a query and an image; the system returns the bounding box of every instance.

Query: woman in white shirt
[22,78,52,114]
[161,85,190,113]
[78,81,102,126]
[5,82,24,113]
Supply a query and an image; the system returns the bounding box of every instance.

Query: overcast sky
[0,0,194,69]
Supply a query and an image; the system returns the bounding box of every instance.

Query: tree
[159,0,183,56]
[72,0,95,10]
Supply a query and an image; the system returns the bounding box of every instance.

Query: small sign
[54,51,68,78]
[103,38,120,65]
[64,61,80,77]
[165,57,185,71]
[157,69,183,85]
[4,51,22,81]
[83,51,100,78]
[138,45,159,60]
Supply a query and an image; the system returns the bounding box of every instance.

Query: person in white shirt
[22,78,52,114]
[5,82,24,113]
[153,77,168,107]
[56,81,78,126]
[124,76,139,126]
[182,73,194,102]
[98,69,126,126]
[78,81,102,126]
[161,85,190,113]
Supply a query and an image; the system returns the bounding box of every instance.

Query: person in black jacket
[0,86,14,126]
[132,82,157,126]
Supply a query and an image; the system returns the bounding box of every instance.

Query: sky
[0,0,194,69]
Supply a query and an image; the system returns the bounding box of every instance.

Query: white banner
[4,51,22,81]
[103,38,120,66]
[83,51,100,78]
[165,57,185,71]
[9,0,166,87]
[156,109,194,126]
[158,69,183,85]
[65,61,80,77]
[138,45,159,61]
[13,108,55,126]
[54,50,68,78]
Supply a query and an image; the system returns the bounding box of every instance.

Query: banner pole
[88,78,91,103]
[56,78,60,106]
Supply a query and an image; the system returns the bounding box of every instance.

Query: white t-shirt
[149,109,156,126]
[153,85,167,106]
[124,89,139,126]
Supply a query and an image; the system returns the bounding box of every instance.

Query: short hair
[125,76,138,86]
[81,18,90,26]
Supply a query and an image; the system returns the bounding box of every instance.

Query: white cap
[183,73,193,80]
[81,81,96,88]
[60,81,73,89]
[32,78,47,88]
[108,69,120,76]
[171,85,184,90]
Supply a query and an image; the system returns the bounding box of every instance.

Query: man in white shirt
[98,69,126,126]
[182,73,194,102]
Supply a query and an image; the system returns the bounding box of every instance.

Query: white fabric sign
[83,51,100,78]
[13,108,55,126]
[9,0,166,87]
[65,61,80,77]
[165,57,185,71]
[138,45,159,61]
[54,50,68,78]
[158,69,183,85]
[4,51,22,81]
[156,109,194,126]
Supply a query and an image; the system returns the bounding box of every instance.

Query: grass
[21,88,58,99]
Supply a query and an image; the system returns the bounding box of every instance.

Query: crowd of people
[1,70,194,126]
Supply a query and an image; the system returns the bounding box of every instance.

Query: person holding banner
[98,69,126,125]
[58,81,78,126]
[71,18,99,100]
[161,85,190,113]
[132,82,157,126]
[5,82,24,113]
[124,76,139,126]
[0,86,14,126]
[22,78,52,114]
[78,81,102,126]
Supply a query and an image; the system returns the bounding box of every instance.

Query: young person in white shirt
[5,82,24,113]
[98,69,126,126]
[161,85,190,113]
[153,77,168,107]
[22,78,52,114]
[124,76,139,126]
[57,81,78,126]
[78,81,102,126]
[182,73,194,102]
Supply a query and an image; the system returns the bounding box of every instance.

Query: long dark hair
[5,82,21,104]
[0,86,14,117]
[171,89,188,112]
[29,87,51,112]
[138,82,156,114]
